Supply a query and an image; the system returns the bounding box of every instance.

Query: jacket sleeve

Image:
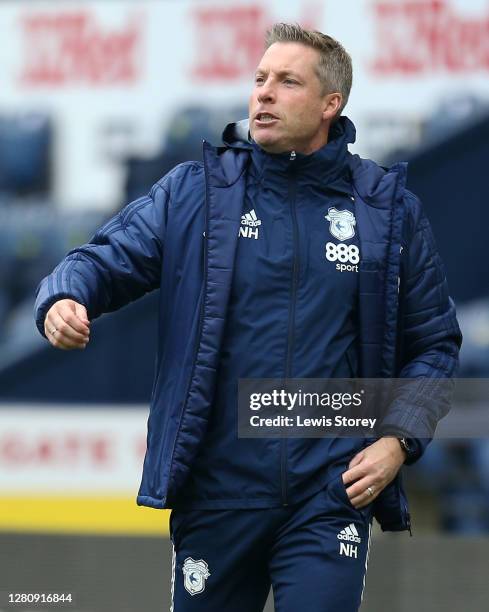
[379,190,463,463]
[34,181,168,338]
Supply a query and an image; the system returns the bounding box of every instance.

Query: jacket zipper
[281,150,298,506]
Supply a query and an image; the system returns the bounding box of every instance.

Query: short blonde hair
[265,23,353,118]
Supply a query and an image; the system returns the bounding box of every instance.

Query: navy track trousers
[169,471,373,611]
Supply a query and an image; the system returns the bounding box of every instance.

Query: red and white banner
[0,406,147,494]
[19,11,144,87]
[371,0,489,75]
[0,0,488,209]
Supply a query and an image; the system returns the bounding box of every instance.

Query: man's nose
[257,82,276,104]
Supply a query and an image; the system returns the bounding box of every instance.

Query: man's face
[249,42,335,155]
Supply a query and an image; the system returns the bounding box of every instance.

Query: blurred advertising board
[0,405,168,535]
[1,0,489,208]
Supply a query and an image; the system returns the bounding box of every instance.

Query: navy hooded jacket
[176,119,364,510]
[35,117,462,532]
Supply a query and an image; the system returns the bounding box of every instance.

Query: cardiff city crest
[325,207,356,241]
[182,557,211,596]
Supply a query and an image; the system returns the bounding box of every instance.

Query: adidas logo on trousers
[337,522,362,544]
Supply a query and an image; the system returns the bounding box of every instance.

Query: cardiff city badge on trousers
[182,557,211,595]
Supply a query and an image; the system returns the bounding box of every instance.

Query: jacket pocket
[373,471,411,534]
[329,471,373,524]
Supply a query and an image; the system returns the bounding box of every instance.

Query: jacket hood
[220,116,408,207]
[222,118,253,149]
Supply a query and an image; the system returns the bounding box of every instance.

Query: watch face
[400,438,412,454]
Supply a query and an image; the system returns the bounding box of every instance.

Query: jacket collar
[223,116,356,196]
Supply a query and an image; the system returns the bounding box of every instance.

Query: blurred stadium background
[1,0,489,610]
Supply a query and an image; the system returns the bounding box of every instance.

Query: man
[35,24,461,612]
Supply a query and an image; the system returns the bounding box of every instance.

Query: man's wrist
[382,435,409,463]
[380,429,421,463]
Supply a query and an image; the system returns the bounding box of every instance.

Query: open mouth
[255,113,279,124]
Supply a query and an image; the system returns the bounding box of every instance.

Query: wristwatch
[397,437,413,461]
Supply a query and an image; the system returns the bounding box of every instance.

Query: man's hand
[44,299,90,350]
[342,437,406,509]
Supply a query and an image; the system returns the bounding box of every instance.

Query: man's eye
[255,76,264,84]
[284,79,297,85]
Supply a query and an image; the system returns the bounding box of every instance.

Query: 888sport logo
[325,242,360,273]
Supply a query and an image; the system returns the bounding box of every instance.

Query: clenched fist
[44,299,90,350]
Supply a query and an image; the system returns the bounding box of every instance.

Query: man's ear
[322,93,342,121]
